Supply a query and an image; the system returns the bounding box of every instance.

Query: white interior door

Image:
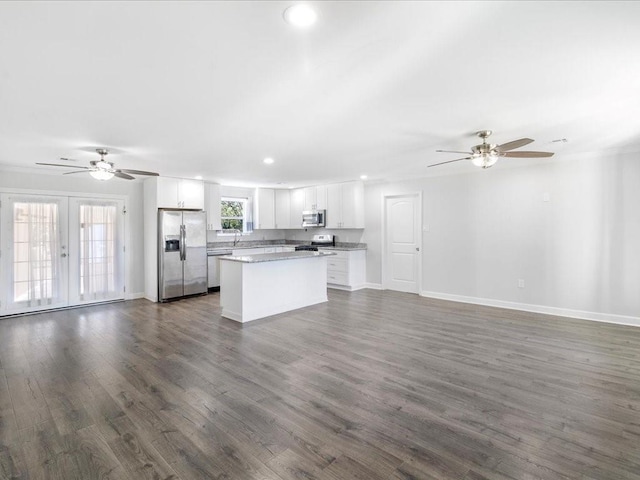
[384,194,421,293]
[0,194,69,314]
[68,198,125,305]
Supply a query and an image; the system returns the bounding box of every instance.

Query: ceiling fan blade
[36,162,90,169]
[502,151,554,158]
[427,157,471,168]
[116,168,159,176]
[496,138,534,152]
[62,170,90,175]
[435,150,473,155]
[114,172,135,180]
[59,157,79,162]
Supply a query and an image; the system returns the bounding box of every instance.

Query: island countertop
[219,250,335,264]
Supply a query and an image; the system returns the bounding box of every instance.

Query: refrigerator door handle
[180,224,186,261]
[182,224,187,260]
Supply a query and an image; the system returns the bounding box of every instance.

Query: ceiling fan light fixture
[95,160,111,170]
[471,153,498,169]
[90,170,115,181]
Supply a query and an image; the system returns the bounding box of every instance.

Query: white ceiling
[1,1,639,187]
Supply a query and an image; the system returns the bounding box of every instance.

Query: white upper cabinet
[155,177,204,209]
[204,183,222,231]
[275,189,291,229]
[255,188,275,229]
[341,181,364,228]
[326,183,342,228]
[179,179,205,209]
[156,177,179,208]
[316,185,327,210]
[290,188,304,228]
[325,181,364,228]
[303,185,327,211]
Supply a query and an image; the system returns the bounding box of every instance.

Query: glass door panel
[0,194,69,314]
[68,198,125,304]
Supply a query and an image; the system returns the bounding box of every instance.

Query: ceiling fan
[36,148,159,180]
[430,130,554,169]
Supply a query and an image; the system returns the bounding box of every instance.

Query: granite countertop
[219,250,335,263]
[207,241,367,252]
[207,242,291,251]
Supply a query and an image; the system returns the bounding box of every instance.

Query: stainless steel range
[295,234,334,252]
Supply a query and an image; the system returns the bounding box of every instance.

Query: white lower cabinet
[319,249,366,291]
[207,256,221,289]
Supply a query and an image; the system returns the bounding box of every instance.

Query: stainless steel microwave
[302,210,326,228]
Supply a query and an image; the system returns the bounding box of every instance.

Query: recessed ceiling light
[283,4,317,28]
[360,175,368,180]
[194,175,203,180]
[263,157,274,165]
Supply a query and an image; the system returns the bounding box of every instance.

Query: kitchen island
[219,250,334,323]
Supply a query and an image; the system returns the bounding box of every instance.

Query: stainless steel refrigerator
[158,209,207,301]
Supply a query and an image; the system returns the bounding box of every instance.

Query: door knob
[61,253,67,258]
[416,247,420,252]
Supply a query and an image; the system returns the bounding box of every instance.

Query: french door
[0,194,125,315]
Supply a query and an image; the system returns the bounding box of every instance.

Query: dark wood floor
[1,290,640,479]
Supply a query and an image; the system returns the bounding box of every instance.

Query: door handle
[61,253,67,258]
[416,247,420,252]
[179,225,186,261]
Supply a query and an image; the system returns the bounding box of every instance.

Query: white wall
[0,170,145,296]
[364,152,640,320]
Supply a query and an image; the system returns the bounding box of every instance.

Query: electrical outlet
[518,279,525,288]
[543,192,550,202]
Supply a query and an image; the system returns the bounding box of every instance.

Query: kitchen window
[220,197,252,233]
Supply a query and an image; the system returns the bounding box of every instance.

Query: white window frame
[219,196,250,235]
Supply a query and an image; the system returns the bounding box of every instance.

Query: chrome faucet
[230,229,242,246]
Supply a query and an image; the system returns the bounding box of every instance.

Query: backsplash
[285,228,365,244]
[207,228,366,250]
[207,228,364,244]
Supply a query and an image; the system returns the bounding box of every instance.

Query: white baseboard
[125,292,146,300]
[328,283,368,292]
[364,283,383,290]
[421,290,640,328]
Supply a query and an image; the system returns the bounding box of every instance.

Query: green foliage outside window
[221,199,245,232]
